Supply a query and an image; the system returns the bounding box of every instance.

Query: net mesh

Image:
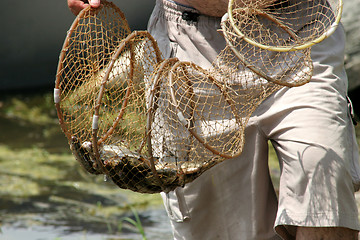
[227,0,342,51]
[55,0,341,193]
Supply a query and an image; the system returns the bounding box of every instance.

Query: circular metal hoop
[93,31,163,146]
[227,0,343,52]
[168,61,244,159]
[55,2,131,141]
[221,17,313,87]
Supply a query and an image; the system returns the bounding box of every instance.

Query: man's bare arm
[174,0,276,17]
[67,0,276,17]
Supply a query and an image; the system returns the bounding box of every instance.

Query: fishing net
[55,0,342,193]
[227,0,343,51]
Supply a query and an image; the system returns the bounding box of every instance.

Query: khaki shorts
[148,0,360,239]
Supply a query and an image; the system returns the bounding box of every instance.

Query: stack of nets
[55,0,342,193]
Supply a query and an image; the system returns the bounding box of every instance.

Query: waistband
[157,0,222,26]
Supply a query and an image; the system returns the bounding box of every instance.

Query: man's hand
[67,0,101,15]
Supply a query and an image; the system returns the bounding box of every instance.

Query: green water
[0,91,172,240]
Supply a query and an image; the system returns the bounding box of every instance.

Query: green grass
[118,206,147,240]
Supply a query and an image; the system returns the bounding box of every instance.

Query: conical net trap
[55,0,342,193]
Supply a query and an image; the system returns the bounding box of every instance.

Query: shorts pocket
[347,96,357,125]
[346,96,360,191]
[161,188,190,222]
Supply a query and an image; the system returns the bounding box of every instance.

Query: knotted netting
[55,0,342,193]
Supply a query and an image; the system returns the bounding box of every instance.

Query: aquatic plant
[118,206,147,240]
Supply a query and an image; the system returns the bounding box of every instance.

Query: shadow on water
[0,90,172,240]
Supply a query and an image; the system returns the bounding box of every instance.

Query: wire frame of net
[55,2,132,173]
[55,1,130,141]
[220,12,313,87]
[227,0,343,52]
[55,1,246,193]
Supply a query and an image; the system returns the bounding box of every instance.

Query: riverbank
[0,92,171,240]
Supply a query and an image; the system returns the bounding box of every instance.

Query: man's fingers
[68,0,89,15]
[89,0,101,8]
[67,0,100,16]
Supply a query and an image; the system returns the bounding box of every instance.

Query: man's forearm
[173,0,277,17]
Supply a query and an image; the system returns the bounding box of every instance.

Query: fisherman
[67,0,360,239]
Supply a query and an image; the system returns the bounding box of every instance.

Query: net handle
[226,0,343,52]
